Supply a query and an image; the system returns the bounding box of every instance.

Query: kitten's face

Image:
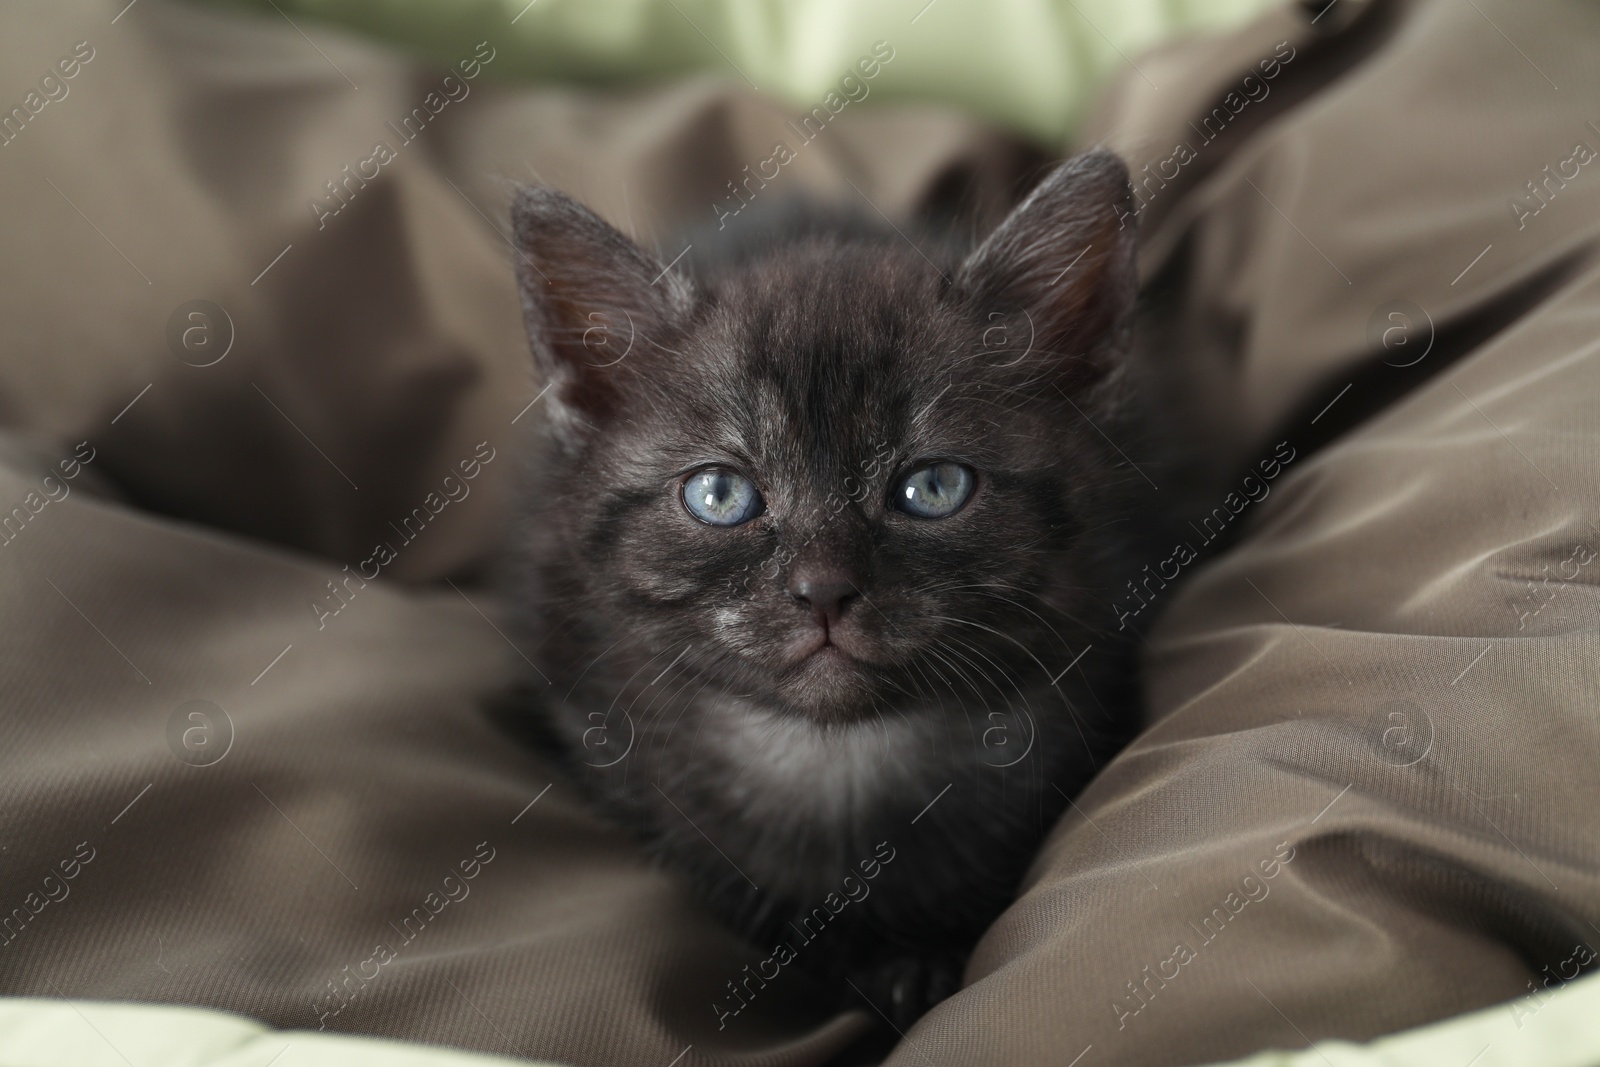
[514,153,1135,724]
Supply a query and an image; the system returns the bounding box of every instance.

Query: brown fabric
[895,0,1600,1064]
[0,1,1035,1065]
[4,0,1600,1066]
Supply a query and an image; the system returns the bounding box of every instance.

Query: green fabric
[0,998,562,1067]
[190,0,1281,143]
[6,972,1599,1066]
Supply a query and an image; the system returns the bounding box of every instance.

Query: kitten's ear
[955,150,1136,389]
[510,187,692,439]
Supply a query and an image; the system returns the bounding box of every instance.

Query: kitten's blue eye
[894,462,975,519]
[681,468,764,526]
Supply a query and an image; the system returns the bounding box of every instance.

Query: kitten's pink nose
[788,570,860,629]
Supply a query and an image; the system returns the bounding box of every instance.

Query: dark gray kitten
[505,151,1142,1030]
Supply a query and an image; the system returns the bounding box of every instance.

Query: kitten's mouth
[773,624,885,711]
[800,641,851,666]
[789,628,862,668]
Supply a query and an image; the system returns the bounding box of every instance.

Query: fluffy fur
[504,151,1145,1028]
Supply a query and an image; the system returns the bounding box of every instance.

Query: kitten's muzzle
[787,570,860,632]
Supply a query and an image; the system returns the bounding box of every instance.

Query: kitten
[505,151,1144,1029]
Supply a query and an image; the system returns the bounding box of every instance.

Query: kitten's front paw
[848,953,964,1030]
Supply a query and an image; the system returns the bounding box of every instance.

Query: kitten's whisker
[665,674,723,756]
[930,612,1098,762]
[952,585,1075,652]
[934,633,1011,700]
[936,638,1031,736]
[940,632,1028,693]
[600,641,690,731]
[929,648,989,712]
[922,648,1002,749]
[954,582,1105,642]
[635,656,710,756]
[561,636,628,704]
[920,645,989,715]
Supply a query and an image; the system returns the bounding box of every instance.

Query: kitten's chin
[776,645,882,723]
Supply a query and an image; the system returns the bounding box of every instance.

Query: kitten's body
[506,153,1147,1026]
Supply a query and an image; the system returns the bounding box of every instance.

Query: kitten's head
[511,152,1137,724]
